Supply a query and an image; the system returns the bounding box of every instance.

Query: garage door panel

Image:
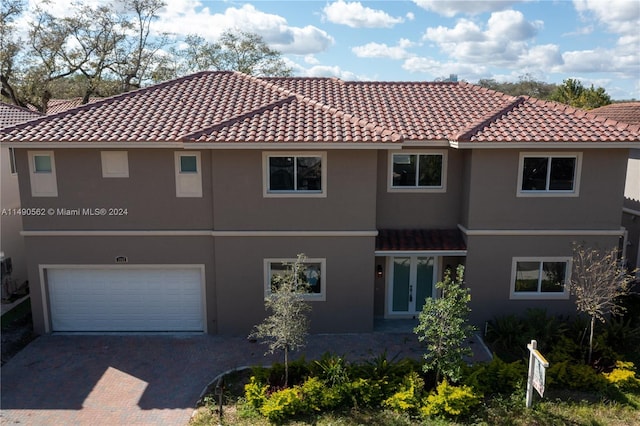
[48,267,204,332]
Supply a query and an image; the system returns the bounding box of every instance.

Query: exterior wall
[23,235,217,335]
[465,149,628,230]
[464,233,622,329]
[16,149,214,231]
[214,236,376,334]
[212,150,378,231]
[376,148,463,229]
[1,147,27,284]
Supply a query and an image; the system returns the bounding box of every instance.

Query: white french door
[388,256,436,316]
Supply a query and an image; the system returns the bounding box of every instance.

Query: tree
[477,74,556,99]
[249,253,311,387]
[414,265,476,383]
[549,78,612,110]
[0,0,25,106]
[570,244,635,364]
[175,30,292,77]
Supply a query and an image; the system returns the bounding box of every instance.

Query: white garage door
[47,267,204,332]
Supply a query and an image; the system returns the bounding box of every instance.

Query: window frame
[8,147,17,175]
[509,257,571,300]
[28,150,58,197]
[263,258,326,301]
[517,152,582,197]
[263,151,327,198]
[174,151,202,198]
[101,151,129,178]
[388,150,447,193]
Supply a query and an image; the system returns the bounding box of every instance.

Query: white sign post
[526,339,549,408]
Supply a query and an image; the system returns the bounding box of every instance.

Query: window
[8,148,17,175]
[101,151,129,178]
[389,152,446,192]
[264,258,326,301]
[518,153,581,196]
[28,151,57,197]
[510,258,571,300]
[263,152,326,197]
[174,151,202,197]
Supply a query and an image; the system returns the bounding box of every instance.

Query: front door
[388,256,436,316]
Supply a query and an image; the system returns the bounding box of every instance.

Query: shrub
[464,356,526,395]
[299,376,324,412]
[421,380,482,419]
[259,387,303,423]
[312,353,350,386]
[547,360,608,391]
[244,376,268,409]
[349,377,385,408]
[485,314,526,361]
[604,361,640,391]
[383,371,424,414]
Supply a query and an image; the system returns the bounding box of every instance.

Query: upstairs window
[263,152,326,197]
[518,153,581,196]
[389,152,446,192]
[510,258,571,300]
[174,152,202,197]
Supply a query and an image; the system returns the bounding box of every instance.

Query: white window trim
[8,147,17,175]
[264,258,326,301]
[517,152,582,197]
[101,151,129,178]
[262,151,327,198]
[174,151,202,198]
[509,257,572,300]
[387,150,447,193]
[28,150,57,197]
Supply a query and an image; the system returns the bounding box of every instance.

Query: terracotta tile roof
[0,102,42,130]
[1,71,639,144]
[43,98,103,114]
[376,229,466,252]
[590,102,640,125]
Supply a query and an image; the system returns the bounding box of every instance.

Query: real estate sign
[526,339,549,408]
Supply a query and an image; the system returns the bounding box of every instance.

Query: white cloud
[413,0,526,17]
[323,0,404,28]
[573,0,640,35]
[304,55,320,65]
[517,44,563,69]
[406,12,415,21]
[352,39,415,60]
[402,56,488,80]
[423,10,542,65]
[155,3,334,55]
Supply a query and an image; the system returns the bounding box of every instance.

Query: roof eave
[450,140,640,149]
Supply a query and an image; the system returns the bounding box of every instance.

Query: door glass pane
[515,261,540,292]
[418,155,442,187]
[392,154,416,186]
[34,155,52,173]
[296,157,322,191]
[180,155,197,173]
[521,157,547,190]
[269,157,294,190]
[541,262,565,292]
[392,258,410,312]
[549,157,575,190]
[415,257,434,312]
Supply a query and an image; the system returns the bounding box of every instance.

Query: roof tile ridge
[181,95,297,141]
[451,96,526,142]
[240,72,403,141]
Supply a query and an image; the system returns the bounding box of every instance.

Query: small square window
[180,155,198,173]
[389,152,446,192]
[34,155,52,173]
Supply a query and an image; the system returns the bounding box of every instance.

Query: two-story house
[1,71,638,335]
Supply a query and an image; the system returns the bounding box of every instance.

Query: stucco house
[1,71,638,335]
[591,102,640,276]
[1,102,41,297]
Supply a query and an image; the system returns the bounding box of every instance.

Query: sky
[24,0,640,100]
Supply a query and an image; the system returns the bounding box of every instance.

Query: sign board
[526,340,549,408]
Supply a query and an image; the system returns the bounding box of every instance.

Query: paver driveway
[1,332,450,425]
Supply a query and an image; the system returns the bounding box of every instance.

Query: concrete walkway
[1,333,491,425]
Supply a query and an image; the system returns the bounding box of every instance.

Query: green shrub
[547,360,608,391]
[464,356,526,395]
[383,372,424,413]
[259,387,303,423]
[244,376,268,409]
[312,353,350,386]
[485,314,526,361]
[604,361,640,391]
[319,382,349,409]
[421,380,482,419]
[299,376,324,412]
[349,377,385,408]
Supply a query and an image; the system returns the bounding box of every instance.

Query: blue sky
[27,0,640,99]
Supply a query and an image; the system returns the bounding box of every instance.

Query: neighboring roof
[0,102,42,130]
[376,229,466,252]
[44,98,103,115]
[590,102,640,125]
[1,71,639,144]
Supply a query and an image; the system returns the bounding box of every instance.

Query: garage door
[47,267,204,332]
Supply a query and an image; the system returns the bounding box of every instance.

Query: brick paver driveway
[0,331,459,425]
